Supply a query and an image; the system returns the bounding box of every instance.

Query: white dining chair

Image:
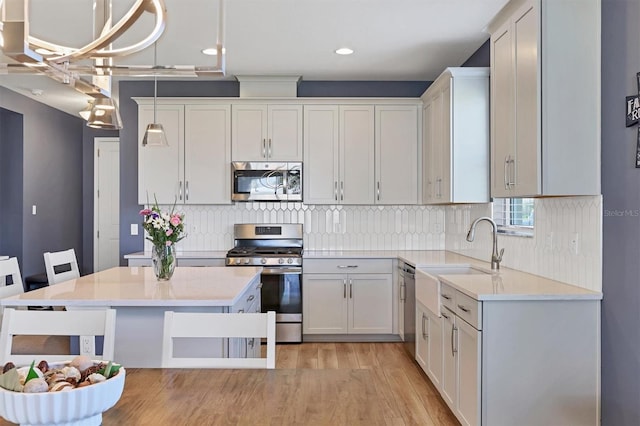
[43,248,80,285]
[161,311,276,369]
[0,258,26,326]
[0,308,117,365]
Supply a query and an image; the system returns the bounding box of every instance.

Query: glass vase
[152,244,176,281]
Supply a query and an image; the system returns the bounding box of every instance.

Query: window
[492,198,534,236]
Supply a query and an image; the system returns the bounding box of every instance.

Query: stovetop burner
[226,247,302,257]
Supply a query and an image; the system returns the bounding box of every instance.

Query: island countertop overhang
[0,266,263,307]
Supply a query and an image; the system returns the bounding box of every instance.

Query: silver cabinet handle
[238,309,244,313]
[441,312,450,320]
[247,294,255,302]
[268,138,272,158]
[422,313,428,338]
[262,139,266,158]
[179,181,183,201]
[377,181,381,201]
[248,338,255,349]
[451,323,457,356]
[185,181,189,201]
[343,279,347,298]
[337,265,358,269]
[436,178,442,198]
[334,181,338,201]
[257,283,263,289]
[457,304,470,313]
[509,157,516,188]
[349,279,353,299]
[400,283,406,302]
[504,156,509,190]
[442,294,452,301]
[340,181,344,201]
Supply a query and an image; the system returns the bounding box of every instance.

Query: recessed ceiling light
[335,47,354,55]
[202,47,226,56]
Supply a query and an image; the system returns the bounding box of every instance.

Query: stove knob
[287,258,293,264]
[278,258,285,264]
[244,258,251,265]
[261,258,267,265]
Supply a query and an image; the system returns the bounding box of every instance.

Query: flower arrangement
[139,201,185,280]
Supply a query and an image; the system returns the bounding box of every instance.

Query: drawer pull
[257,283,263,289]
[237,309,244,313]
[458,304,470,313]
[442,294,452,301]
[441,312,450,320]
[337,265,358,269]
[247,295,255,302]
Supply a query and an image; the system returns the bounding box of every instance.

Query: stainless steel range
[226,224,303,343]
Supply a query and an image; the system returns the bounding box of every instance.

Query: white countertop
[0,266,262,307]
[124,251,228,259]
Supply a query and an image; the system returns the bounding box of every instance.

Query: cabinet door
[340,106,375,204]
[302,274,348,334]
[415,305,429,370]
[422,102,436,203]
[375,106,419,204]
[441,310,456,410]
[349,273,393,334]
[231,105,268,161]
[438,83,452,202]
[138,104,184,204]
[490,22,515,198]
[303,106,340,204]
[457,319,481,426]
[426,310,443,390]
[513,1,540,196]
[268,105,303,161]
[431,91,445,202]
[184,104,231,204]
[398,268,405,339]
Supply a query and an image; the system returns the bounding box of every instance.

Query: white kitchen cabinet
[421,68,489,204]
[303,105,374,205]
[137,102,231,205]
[375,105,419,204]
[415,302,429,371]
[232,104,303,161]
[303,259,393,337]
[416,300,443,392]
[488,0,600,197]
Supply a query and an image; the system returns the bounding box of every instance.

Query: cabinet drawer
[440,283,456,313]
[303,258,393,274]
[455,291,482,330]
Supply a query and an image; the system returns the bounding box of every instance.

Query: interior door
[94,138,120,272]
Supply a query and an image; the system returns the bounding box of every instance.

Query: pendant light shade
[142,42,169,147]
[86,98,123,130]
[79,100,93,120]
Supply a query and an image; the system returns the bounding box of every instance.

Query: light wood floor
[0,339,459,426]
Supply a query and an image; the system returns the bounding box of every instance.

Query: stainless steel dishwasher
[403,263,416,357]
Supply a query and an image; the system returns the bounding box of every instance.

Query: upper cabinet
[488,0,600,197]
[375,105,420,205]
[136,100,231,205]
[231,104,303,161]
[304,105,375,204]
[421,68,489,204]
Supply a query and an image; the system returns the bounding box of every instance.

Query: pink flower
[166,241,172,246]
[170,215,181,226]
[166,229,174,237]
[139,208,152,216]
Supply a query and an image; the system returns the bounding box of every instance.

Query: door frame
[93,137,120,272]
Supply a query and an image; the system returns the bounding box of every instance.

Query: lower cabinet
[417,281,600,426]
[303,259,393,337]
[230,276,262,359]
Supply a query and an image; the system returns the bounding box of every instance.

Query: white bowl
[0,363,125,426]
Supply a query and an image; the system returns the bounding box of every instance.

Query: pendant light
[86,97,123,130]
[142,42,169,147]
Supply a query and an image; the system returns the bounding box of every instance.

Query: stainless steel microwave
[232,162,302,202]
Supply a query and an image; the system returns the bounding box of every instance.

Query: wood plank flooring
[0,340,459,426]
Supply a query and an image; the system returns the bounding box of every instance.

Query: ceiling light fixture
[335,47,354,55]
[79,100,94,120]
[142,42,169,147]
[86,98,123,130]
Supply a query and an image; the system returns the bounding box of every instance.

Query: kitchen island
[0,267,262,367]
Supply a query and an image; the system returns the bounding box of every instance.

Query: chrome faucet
[466,217,504,270]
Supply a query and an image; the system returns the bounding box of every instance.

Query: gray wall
[601,0,640,424]
[117,80,430,264]
[0,87,84,277]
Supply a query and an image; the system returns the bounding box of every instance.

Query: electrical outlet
[570,232,579,255]
[130,224,138,236]
[80,336,95,356]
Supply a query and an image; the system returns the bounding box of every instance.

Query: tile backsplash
[150,203,446,252]
[445,196,602,292]
[149,196,602,292]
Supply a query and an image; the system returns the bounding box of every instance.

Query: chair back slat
[162,311,276,369]
[0,258,25,325]
[0,308,116,365]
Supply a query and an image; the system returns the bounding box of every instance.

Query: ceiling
[0,0,508,117]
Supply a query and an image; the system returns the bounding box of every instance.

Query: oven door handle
[261,267,302,275]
